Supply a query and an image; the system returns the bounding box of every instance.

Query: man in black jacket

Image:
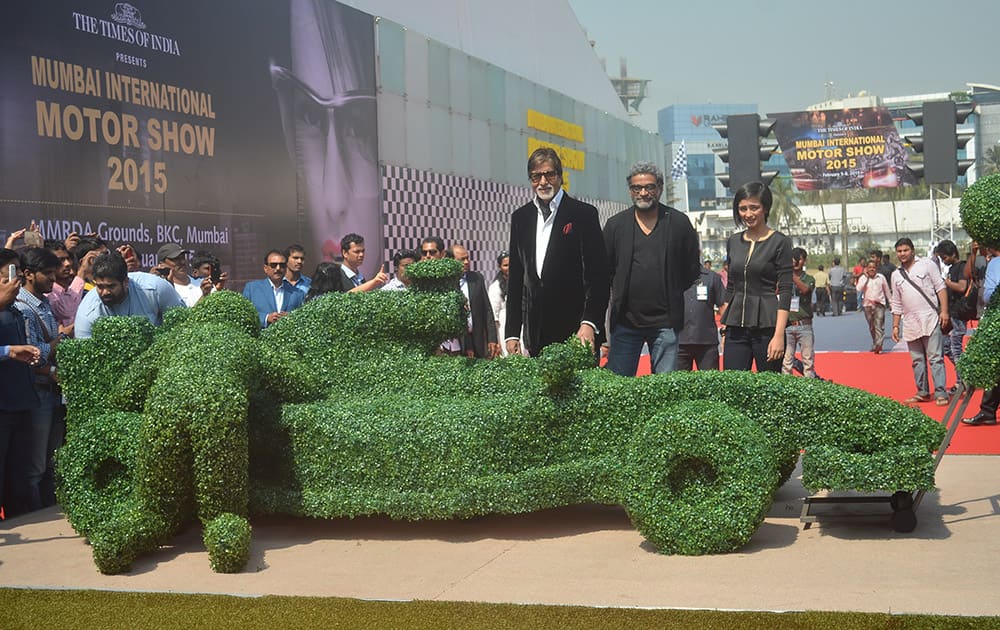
[603,162,701,376]
[505,148,609,357]
[449,244,499,359]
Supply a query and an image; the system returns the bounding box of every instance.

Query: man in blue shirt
[243,249,305,327]
[74,252,185,339]
[284,244,311,294]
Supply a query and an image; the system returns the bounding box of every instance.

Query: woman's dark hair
[731,181,773,228]
[305,261,345,301]
[493,251,509,300]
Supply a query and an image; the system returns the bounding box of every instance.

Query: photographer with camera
[154,243,220,307]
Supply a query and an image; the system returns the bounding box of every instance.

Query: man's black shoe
[961,413,998,426]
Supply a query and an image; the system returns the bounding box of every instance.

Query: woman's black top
[721,229,793,329]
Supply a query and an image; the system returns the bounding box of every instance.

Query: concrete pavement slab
[2,455,999,615]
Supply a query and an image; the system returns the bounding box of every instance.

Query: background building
[661,87,1000,263]
[658,104,785,212]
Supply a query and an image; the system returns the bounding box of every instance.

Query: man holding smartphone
[190,251,228,293]
[154,243,210,308]
[1,248,42,517]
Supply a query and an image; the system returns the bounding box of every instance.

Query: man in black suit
[505,148,609,357]
[449,244,500,359]
[603,161,701,376]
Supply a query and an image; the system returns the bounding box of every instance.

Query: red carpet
[624,352,1000,455]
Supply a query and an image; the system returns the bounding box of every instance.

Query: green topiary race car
[56,259,947,574]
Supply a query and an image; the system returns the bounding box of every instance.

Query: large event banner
[0,0,379,283]
[771,108,916,191]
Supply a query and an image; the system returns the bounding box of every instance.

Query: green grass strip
[3,588,998,629]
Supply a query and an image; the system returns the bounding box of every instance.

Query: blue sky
[569,0,999,132]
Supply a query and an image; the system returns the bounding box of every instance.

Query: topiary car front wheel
[623,401,778,555]
[56,412,145,549]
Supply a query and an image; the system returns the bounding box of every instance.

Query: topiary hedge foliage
[957,173,1000,390]
[57,258,947,574]
[960,172,1000,251]
[958,290,1000,389]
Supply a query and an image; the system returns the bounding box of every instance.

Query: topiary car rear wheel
[889,490,917,533]
[889,490,913,512]
[623,401,778,555]
[890,508,917,533]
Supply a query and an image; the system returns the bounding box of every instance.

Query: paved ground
[2,456,999,616]
[811,308,899,353]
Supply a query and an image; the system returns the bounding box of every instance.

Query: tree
[981,145,1000,177]
[768,176,802,230]
[851,238,882,264]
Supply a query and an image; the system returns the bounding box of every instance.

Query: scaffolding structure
[929,185,957,246]
[609,58,649,116]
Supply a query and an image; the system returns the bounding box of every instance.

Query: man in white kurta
[890,238,949,405]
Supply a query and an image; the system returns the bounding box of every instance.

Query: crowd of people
[0,232,234,519]
[3,147,999,520]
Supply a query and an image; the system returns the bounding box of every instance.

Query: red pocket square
[563,223,573,235]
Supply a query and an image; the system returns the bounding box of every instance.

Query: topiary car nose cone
[406,258,464,293]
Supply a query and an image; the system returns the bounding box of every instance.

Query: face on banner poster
[770,107,917,191]
[0,0,380,286]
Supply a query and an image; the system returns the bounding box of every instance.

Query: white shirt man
[890,239,949,405]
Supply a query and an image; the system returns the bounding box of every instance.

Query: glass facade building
[658,104,758,211]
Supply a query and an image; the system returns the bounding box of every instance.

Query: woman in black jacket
[304,262,346,302]
[719,181,793,372]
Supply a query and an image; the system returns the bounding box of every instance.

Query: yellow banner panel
[527,109,584,143]
[527,137,586,171]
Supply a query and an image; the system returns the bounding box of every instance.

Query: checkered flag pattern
[671,141,687,180]
[380,164,626,270]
